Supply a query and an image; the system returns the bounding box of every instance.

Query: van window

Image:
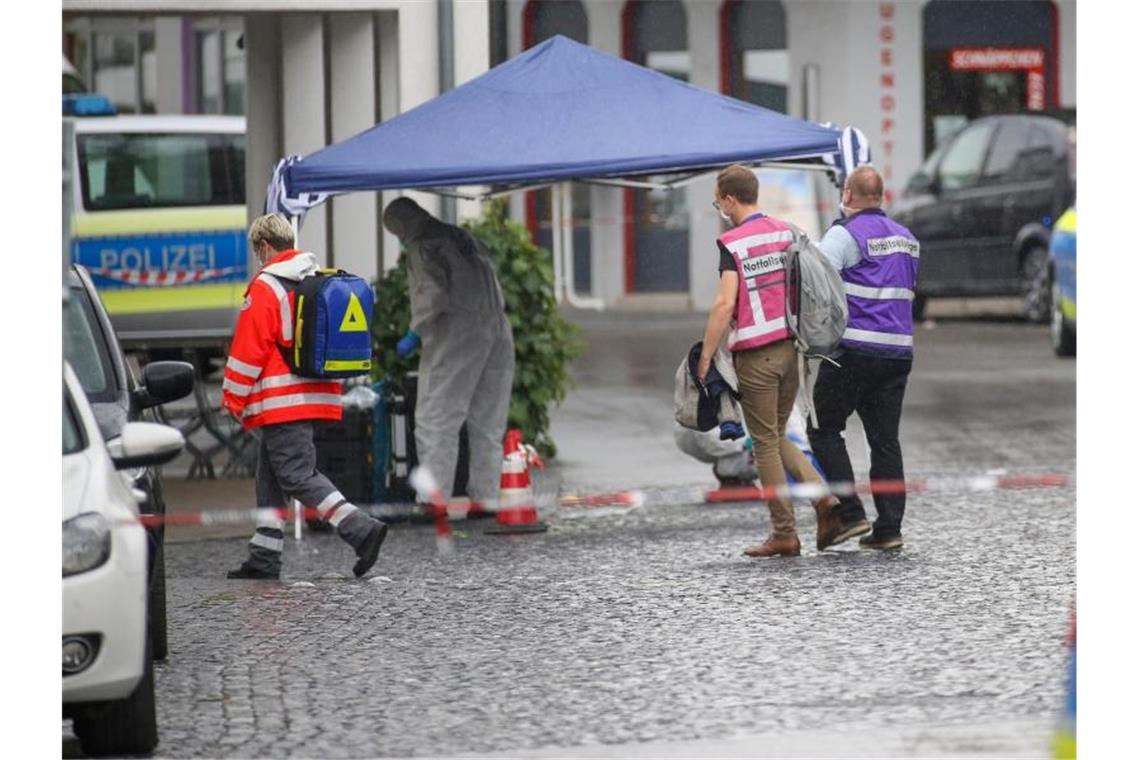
[77,132,245,211]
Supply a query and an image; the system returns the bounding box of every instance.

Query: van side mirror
[132,361,195,411]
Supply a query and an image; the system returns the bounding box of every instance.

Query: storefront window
[92,31,137,114]
[140,29,156,114]
[625,0,690,293]
[197,29,222,114]
[724,0,788,113]
[524,0,592,293]
[922,0,1056,155]
[223,30,245,114]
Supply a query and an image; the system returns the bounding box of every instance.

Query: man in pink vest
[698,165,871,557]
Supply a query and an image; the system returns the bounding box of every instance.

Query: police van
[65,97,247,365]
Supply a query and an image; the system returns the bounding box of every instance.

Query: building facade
[63,0,1076,310]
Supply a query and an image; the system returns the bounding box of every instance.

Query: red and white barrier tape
[408,468,454,555]
[127,471,1071,529]
[91,267,239,287]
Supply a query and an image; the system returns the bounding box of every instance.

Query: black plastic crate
[315,410,374,505]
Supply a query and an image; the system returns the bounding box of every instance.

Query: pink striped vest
[720,215,794,352]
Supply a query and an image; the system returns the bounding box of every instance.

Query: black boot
[352,521,389,578]
[226,562,280,580]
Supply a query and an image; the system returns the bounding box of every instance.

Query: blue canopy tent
[279,35,863,198]
[267,34,868,309]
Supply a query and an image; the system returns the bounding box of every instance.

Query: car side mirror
[107,422,185,469]
[907,172,938,196]
[133,361,195,411]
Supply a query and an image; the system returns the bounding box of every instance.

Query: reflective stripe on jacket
[222,249,343,429]
[721,215,794,352]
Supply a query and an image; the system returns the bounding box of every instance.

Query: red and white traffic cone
[486,429,548,535]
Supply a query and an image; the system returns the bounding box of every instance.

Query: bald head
[843,166,884,209]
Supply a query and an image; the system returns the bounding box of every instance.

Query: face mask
[718,209,733,223]
[839,203,857,217]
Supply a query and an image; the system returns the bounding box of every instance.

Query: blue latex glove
[396,329,420,358]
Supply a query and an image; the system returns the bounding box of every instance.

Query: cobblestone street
[65,308,1076,758]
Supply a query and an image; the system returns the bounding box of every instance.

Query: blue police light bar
[63,94,117,117]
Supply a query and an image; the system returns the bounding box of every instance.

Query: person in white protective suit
[382,198,516,506]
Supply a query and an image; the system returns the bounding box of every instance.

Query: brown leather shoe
[743,533,801,557]
[815,498,872,551]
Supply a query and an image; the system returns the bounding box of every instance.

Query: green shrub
[371,199,582,457]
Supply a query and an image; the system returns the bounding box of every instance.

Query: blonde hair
[248,213,295,252]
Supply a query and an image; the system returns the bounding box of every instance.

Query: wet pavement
[66,305,1075,758]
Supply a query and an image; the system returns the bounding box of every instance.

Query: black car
[892,114,1076,321]
[63,265,195,661]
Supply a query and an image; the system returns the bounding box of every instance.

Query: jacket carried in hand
[674,341,743,433]
[221,249,343,429]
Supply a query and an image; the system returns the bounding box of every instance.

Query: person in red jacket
[223,213,388,580]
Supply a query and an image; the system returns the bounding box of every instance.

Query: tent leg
[288,212,304,543]
[560,182,604,310]
[551,185,563,305]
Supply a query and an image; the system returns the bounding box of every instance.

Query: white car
[63,362,183,757]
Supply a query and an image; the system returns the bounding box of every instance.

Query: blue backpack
[284,269,375,379]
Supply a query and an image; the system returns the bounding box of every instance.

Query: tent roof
[285,35,844,196]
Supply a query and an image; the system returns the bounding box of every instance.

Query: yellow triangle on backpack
[339,292,369,333]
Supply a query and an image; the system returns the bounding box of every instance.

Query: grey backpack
[783,224,848,426]
[784,224,848,359]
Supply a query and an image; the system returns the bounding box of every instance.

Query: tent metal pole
[583,177,672,191]
[752,161,837,174]
[289,213,303,542]
[551,183,563,304]
[561,182,604,310]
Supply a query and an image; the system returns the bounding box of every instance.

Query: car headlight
[63,513,111,577]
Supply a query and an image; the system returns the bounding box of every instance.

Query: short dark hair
[716,165,759,205]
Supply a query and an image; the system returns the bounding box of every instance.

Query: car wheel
[1051,277,1077,357]
[149,543,168,660]
[1022,246,1052,324]
[72,640,158,757]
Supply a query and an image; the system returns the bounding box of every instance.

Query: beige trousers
[733,339,824,536]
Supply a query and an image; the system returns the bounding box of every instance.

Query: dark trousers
[807,351,912,538]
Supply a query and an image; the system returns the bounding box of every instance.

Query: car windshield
[63,389,86,455]
[63,288,116,401]
[77,131,246,211]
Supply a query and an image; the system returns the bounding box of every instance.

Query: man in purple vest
[808,166,920,550]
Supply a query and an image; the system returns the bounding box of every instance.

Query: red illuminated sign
[949,47,1046,111]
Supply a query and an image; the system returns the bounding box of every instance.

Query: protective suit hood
[383,198,433,241]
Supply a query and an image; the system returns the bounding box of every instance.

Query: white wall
[243,13,282,274]
[328,13,380,280]
[786,0,923,208]
[685,0,722,311]
[454,0,491,223]
[584,0,626,305]
[154,17,185,114]
[280,14,329,263]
